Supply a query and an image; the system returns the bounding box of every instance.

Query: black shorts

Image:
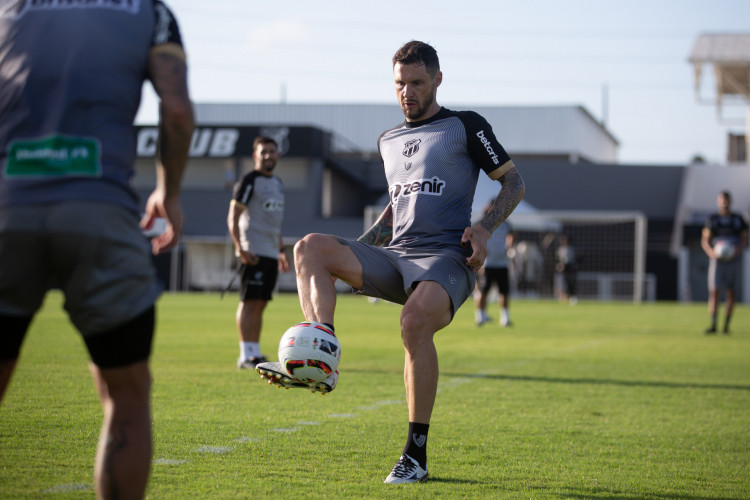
[481,266,509,295]
[240,256,279,301]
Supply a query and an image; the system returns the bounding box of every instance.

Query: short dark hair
[392,40,440,77]
[719,190,731,201]
[253,136,277,151]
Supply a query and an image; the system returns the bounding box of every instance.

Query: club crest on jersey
[389,177,446,202]
[402,139,421,158]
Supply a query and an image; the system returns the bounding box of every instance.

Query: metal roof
[194,102,620,164]
[690,33,750,102]
[689,33,750,64]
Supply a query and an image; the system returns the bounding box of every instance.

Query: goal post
[178,211,649,302]
[363,206,650,303]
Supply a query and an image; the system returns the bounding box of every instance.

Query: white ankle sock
[241,341,260,360]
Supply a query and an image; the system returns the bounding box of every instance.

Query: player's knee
[293,233,317,265]
[242,299,267,315]
[96,361,152,406]
[400,307,436,349]
[294,233,334,267]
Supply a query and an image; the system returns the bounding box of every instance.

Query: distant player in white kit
[257,40,525,483]
[228,136,289,369]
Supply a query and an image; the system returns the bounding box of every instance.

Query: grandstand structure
[690,33,750,164]
[132,101,749,304]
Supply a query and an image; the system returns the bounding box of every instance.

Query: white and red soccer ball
[714,240,735,262]
[278,321,341,383]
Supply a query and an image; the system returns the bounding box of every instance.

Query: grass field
[1,291,749,499]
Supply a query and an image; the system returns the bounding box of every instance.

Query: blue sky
[137,0,750,165]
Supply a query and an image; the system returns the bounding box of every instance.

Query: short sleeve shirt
[0,0,184,212]
[705,212,748,247]
[378,107,512,255]
[232,170,285,259]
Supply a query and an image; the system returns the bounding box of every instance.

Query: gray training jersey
[378,107,512,255]
[0,0,183,213]
[232,170,285,259]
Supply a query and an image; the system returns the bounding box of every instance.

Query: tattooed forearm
[480,168,526,233]
[357,202,393,247]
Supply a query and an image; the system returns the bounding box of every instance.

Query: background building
[133,103,750,303]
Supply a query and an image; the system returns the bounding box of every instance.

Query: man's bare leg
[707,289,719,333]
[724,289,736,333]
[293,233,364,324]
[400,281,452,424]
[90,361,152,500]
[385,281,452,484]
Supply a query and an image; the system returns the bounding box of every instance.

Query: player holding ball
[701,190,748,334]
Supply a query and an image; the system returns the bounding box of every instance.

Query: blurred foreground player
[0,2,194,499]
[257,40,525,483]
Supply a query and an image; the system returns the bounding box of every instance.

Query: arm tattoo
[357,202,393,247]
[480,168,526,233]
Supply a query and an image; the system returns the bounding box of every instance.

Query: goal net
[506,210,650,303]
[364,207,650,303]
[180,211,649,302]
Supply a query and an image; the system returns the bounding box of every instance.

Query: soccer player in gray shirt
[256,40,525,484]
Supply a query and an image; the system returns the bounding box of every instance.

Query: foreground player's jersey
[0,0,183,212]
[378,107,512,253]
[233,171,285,259]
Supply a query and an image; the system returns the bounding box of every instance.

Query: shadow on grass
[559,488,739,500]
[344,367,750,392]
[440,372,750,392]
[416,481,738,499]
[422,476,481,485]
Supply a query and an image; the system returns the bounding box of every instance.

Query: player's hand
[278,251,290,273]
[239,250,260,266]
[462,225,491,270]
[141,190,183,255]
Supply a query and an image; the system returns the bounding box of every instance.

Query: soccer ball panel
[714,241,735,261]
[278,321,341,383]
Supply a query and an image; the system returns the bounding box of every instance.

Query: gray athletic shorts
[708,257,741,291]
[0,202,161,336]
[347,240,476,318]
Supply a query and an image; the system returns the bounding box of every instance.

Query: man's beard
[262,161,276,173]
[401,94,435,121]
